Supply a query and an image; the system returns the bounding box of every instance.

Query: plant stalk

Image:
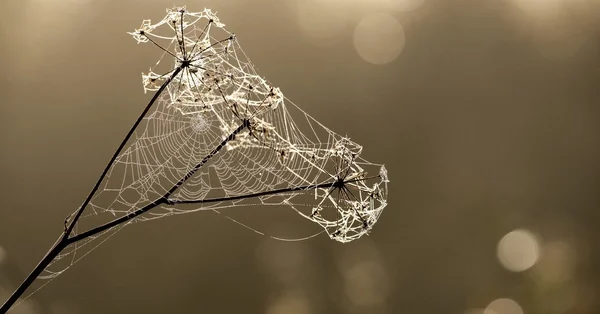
[0,67,183,313]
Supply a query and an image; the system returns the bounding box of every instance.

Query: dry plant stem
[0,66,183,313]
[0,64,364,313]
[69,120,250,243]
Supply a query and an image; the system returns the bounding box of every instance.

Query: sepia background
[0,0,599,313]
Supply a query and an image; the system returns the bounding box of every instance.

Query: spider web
[36,7,389,282]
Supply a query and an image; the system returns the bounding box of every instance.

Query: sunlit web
[40,6,389,281]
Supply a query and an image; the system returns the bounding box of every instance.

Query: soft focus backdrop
[1,0,599,313]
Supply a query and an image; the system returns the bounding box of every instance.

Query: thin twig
[0,57,380,313]
[0,66,183,314]
[68,120,250,244]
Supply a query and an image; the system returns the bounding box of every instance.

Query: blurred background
[0,0,599,313]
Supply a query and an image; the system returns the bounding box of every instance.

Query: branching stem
[0,64,376,313]
[0,67,183,313]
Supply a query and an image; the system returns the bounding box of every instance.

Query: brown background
[0,0,599,313]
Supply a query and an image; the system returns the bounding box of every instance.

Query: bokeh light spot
[497,229,540,272]
[484,298,523,314]
[353,13,405,65]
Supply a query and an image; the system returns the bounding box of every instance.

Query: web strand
[4,8,389,306]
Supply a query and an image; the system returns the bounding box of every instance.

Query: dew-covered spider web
[33,6,388,284]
